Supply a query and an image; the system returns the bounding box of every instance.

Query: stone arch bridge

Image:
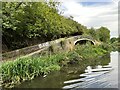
[73,35,96,45]
[59,35,100,51]
[2,35,100,61]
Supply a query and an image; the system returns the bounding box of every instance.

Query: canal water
[15,51,119,89]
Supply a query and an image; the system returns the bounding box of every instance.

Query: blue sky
[80,2,112,6]
[58,0,118,38]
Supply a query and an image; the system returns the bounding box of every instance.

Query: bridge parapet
[2,35,99,61]
[74,35,94,40]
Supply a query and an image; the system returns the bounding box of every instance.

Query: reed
[74,44,108,59]
[0,43,109,88]
[0,53,65,87]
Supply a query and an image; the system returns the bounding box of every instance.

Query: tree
[96,27,110,42]
[88,27,96,39]
[2,2,84,51]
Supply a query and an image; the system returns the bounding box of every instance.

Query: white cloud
[59,1,118,38]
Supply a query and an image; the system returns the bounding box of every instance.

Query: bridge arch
[74,38,96,45]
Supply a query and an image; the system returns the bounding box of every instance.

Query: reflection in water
[63,67,114,89]
[15,52,118,89]
[63,51,118,89]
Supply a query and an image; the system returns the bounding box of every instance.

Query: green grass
[74,44,108,59]
[0,44,109,88]
[0,53,65,87]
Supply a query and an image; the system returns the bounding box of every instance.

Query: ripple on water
[63,64,117,89]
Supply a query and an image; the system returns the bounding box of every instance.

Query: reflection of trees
[92,54,110,66]
[61,53,111,76]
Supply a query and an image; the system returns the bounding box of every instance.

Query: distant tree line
[86,27,110,43]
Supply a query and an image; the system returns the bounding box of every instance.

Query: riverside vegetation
[0,43,112,88]
[1,1,118,88]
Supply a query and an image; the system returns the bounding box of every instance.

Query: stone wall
[2,35,97,61]
[2,37,74,61]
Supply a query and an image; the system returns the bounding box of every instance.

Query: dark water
[15,51,118,89]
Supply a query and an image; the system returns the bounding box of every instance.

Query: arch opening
[74,40,95,45]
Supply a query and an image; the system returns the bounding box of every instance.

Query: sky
[58,0,119,38]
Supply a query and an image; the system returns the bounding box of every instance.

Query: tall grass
[0,53,65,87]
[74,44,108,59]
[0,43,109,88]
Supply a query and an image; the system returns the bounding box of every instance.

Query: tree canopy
[2,2,86,51]
[2,2,110,52]
[96,27,110,42]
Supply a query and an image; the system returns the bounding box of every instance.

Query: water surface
[15,51,118,89]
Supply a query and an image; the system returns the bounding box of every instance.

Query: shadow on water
[14,52,118,89]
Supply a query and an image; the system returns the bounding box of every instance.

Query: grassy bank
[0,44,109,88]
[74,44,110,59]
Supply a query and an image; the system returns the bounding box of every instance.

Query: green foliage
[66,51,82,62]
[2,2,111,53]
[110,37,119,51]
[96,27,110,42]
[74,44,108,59]
[98,43,112,51]
[84,27,110,42]
[1,53,64,87]
[1,2,112,86]
[0,41,110,88]
[110,37,118,43]
[87,27,97,39]
[2,2,84,51]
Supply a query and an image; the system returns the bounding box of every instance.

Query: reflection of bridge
[2,35,100,61]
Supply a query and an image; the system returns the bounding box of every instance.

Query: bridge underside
[74,40,95,45]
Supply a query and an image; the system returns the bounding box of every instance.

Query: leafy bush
[0,54,64,87]
[74,44,108,59]
[0,43,110,87]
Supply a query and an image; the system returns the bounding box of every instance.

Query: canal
[14,51,119,89]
